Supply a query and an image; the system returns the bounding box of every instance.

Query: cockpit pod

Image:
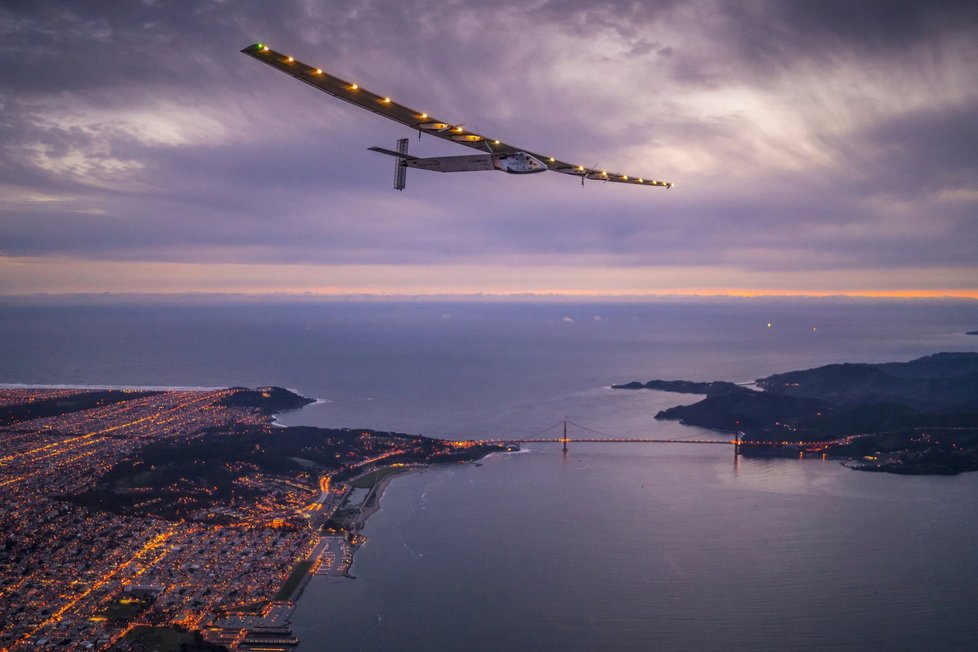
[495,152,548,174]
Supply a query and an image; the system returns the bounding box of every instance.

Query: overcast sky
[1,0,976,296]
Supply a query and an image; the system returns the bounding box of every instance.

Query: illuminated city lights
[0,386,501,650]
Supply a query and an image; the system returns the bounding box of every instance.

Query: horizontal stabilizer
[368,146,418,160]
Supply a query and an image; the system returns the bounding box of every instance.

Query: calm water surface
[293,446,978,651]
[1,298,976,650]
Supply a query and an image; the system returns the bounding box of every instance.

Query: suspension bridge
[468,420,776,455]
[463,421,963,455]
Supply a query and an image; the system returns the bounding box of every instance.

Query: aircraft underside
[369,139,548,189]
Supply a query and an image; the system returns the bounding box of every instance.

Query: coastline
[272,460,484,648]
[198,396,506,649]
[350,467,411,532]
[612,352,978,475]
[267,389,505,647]
[0,382,225,391]
[0,383,506,650]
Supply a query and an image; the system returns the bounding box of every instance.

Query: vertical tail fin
[394,138,408,191]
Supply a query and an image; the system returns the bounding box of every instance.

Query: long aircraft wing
[241,43,672,189]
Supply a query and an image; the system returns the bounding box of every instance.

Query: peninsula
[613,352,978,475]
[0,386,505,651]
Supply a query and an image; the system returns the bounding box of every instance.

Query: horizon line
[2,289,977,301]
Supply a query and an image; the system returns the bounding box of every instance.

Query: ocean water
[2,297,977,650]
[3,298,975,438]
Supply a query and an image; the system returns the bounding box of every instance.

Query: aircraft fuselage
[495,152,548,174]
[396,151,548,175]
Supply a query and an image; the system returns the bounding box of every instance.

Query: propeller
[473,124,494,154]
[582,163,598,187]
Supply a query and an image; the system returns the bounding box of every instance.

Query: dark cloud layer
[0,0,976,293]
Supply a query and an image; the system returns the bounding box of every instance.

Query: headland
[613,352,978,475]
[0,385,505,651]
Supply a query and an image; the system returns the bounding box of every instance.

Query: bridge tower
[734,431,741,457]
[562,420,569,454]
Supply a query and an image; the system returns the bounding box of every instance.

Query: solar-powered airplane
[241,43,672,192]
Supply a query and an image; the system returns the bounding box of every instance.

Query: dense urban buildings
[0,386,500,650]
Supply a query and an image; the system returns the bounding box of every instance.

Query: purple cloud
[0,1,976,294]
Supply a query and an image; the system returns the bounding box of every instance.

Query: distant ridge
[614,352,978,474]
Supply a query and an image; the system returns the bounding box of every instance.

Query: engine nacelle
[494,152,548,174]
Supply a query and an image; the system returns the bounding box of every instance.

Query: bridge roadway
[469,437,840,448]
[479,437,736,445]
[463,419,848,450]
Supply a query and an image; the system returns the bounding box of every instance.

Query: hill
[613,352,978,474]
